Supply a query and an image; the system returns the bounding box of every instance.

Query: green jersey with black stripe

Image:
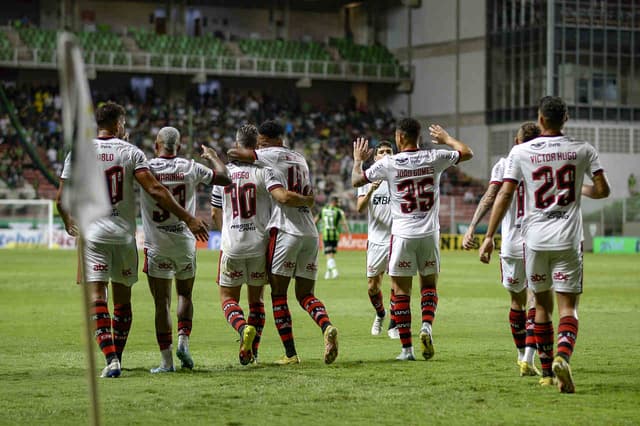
[318,205,345,241]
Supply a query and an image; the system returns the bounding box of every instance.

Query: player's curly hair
[96,101,125,129]
[517,122,541,143]
[396,118,421,141]
[236,124,258,148]
[258,120,284,139]
[538,96,568,130]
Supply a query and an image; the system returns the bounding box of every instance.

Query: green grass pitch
[0,248,639,425]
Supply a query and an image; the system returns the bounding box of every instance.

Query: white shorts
[499,256,527,293]
[388,233,440,277]
[217,251,268,287]
[143,247,196,280]
[267,228,318,280]
[83,240,138,286]
[366,240,389,277]
[524,244,583,294]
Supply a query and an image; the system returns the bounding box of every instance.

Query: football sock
[420,288,438,325]
[421,321,432,335]
[535,321,554,376]
[391,293,412,348]
[327,257,337,271]
[112,303,132,361]
[300,295,332,332]
[368,289,385,318]
[222,298,247,334]
[509,308,527,356]
[556,316,578,362]
[156,331,172,351]
[177,318,192,338]
[524,308,537,364]
[272,294,297,357]
[248,302,266,357]
[91,300,117,363]
[178,334,189,351]
[388,289,397,329]
[160,348,173,367]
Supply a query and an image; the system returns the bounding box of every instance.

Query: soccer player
[211,124,315,365]
[315,195,351,279]
[228,120,339,365]
[352,119,473,361]
[140,126,231,373]
[56,101,209,378]
[479,96,610,393]
[355,140,399,338]
[462,122,542,377]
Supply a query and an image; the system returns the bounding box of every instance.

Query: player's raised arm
[135,170,209,241]
[201,145,231,186]
[352,137,373,188]
[227,147,257,164]
[270,187,315,207]
[478,181,517,263]
[429,124,473,162]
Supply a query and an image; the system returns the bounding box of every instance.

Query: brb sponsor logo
[397,260,412,269]
[283,261,296,270]
[93,264,109,272]
[553,272,570,281]
[529,273,546,282]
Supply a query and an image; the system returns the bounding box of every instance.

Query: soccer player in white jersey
[355,140,399,338]
[56,102,209,378]
[211,124,315,365]
[479,96,610,393]
[140,126,231,373]
[352,118,473,361]
[228,120,339,365]
[462,122,542,377]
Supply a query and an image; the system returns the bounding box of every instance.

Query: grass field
[0,248,639,425]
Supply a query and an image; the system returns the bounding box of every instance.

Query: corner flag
[57,32,110,234]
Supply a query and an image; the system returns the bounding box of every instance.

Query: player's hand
[186,217,209,242]
[353,137,373,161]
[122,132,130,142]
[462,228,476,250]
[201,145,219,162]
[478,237,494,264]
[371,180,382,191]
[428,124,450,145]
[66,222,79,237]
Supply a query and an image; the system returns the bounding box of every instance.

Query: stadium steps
[225,41,242,56]
[22,168,57,200]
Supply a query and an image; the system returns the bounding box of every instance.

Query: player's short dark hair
[330,195,339,203]
[376,140,394,154]
[258,120,284,139]
[236,124,258,148]
[538,96,568,130]
[95,101,125,129]
[396,118,421,141]
[517,122,541,143]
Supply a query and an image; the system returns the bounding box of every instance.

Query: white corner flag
[57,32,110,234]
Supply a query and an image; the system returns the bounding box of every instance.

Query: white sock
[327,257,337,270]
[524,346,536,364]
[161,347,173,368]
[421,322,432,335]
[517,348,526,362]
[178,335,189,350]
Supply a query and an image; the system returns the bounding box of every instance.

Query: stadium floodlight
[0,199,55,249]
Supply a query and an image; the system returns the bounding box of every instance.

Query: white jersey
[211,163,282,257]
[61,137,149,244]
[490,158,524,258]
[140,156,214,252]
[503,135,604,250]
[254,146,317,237]
[357,180,392,244]
[364,148,460,238]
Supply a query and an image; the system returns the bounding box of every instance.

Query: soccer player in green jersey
[315,196,351,279]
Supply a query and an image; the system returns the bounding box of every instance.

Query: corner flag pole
[58,31,111,426]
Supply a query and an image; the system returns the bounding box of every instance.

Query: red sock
[535,321,554,376]
[156,332,172,350]
[420,288,438,325]
[248,302,265,357]
[369,290,385,317]
[112,303,132,361]
[556,316,578,362]
[525,308,536,350]
[509,309,526,350]
[272,294,296,357]
[177,318,192,337]
[388,289,397,328]
[92,301,117,362]
[222,298,246,334]
[300,294,332,332]
[391,293,412,348]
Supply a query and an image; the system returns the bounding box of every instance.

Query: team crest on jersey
[394,158,409,165]
[530,141,546,150]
